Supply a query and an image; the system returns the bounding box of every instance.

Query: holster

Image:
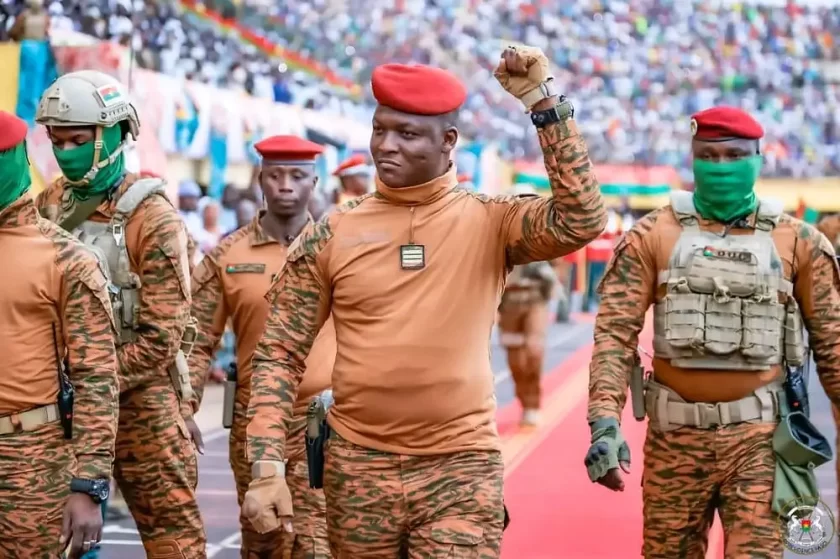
[629,361,648,422]
[168,318,197,402]
[306,390,334,489]
[221,363,237,429]
[771,400,833,516]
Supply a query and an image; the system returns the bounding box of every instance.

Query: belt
[0,404,60,435]
[646,380,782,431]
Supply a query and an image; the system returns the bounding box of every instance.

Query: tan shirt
[36,175,193,393]
[189,214,334,415]
[247,120,606,461]
[0,195,119,478]
[588,205,840,422]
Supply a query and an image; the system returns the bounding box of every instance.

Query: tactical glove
[493,45,553,111]
[242,475,294,534]
[584,417,631,484]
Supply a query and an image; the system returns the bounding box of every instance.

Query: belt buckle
[697,403,722,429]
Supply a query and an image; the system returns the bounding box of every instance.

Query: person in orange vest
[331,153,373,207]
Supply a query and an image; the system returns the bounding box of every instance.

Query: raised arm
[500,118,607,266]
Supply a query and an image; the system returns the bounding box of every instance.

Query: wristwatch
[530,96,575,128]
[251,460,286,479]
[70,478,110,504]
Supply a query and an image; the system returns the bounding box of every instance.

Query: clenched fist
[242,475,294,534]
[494,45,554,111]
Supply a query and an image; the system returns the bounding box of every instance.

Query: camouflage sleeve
[118,199,191,391]
[188,256,228,412]
[59,242,120,479]
[498,120,607,265]
[587,214,659,424]
[246,219,333,464]
[793,224,840,406]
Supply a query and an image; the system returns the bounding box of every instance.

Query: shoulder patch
[225,263,266,274]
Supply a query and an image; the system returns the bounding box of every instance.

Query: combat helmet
[36,70,139,185]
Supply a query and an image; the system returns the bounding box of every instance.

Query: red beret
[372,64,467,116]
[254,135,325,165]
[0,111,27,151]
[457,173,471,184]
[691,106,764,141]
[333,154,368,177]
[138,170,162,179]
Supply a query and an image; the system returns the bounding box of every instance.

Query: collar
[0,195,37,229]
[250,211,314,247]
[59,173,132,220]
[374,164,458,206]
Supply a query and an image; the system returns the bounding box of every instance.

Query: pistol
[306,390,334,489]
[784,364,810,418]
[51,324,74,440]
[222,363,237,429]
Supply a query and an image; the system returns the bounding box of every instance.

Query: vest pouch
[704,297,741,355]
[783,299,806,367]
[118,282,141,344]
[771,411,833,516]
[168,349,194,402]
[663,293,705,349]
[741,300,782,361]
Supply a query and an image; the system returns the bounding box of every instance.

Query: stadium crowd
[1,0,839,180]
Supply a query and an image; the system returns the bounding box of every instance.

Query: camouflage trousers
[498,303,547,410]
[642,421,780,559]
[323,433,505,558]
[114,380,206,559]
[834,405,840,559]
[0,421,73,558]
[230,400,330,559]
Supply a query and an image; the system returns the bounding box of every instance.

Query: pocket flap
[428,520,484,546]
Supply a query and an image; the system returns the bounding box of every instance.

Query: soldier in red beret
[586,104,840,557]
[0,110,120,559]
[331,153,372,208]
[244,46,607,557]
[189,135,336,558]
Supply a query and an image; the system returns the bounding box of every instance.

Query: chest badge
[399,244,426,270]
[226,263,266,274]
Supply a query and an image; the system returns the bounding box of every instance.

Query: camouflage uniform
[589,192,840,558]
[189,216,334,558]
[35,71,206,558]
[246,111,605,556]
[0,195,119,558]
[498,261,557,424]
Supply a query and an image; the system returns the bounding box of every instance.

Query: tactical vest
[652,191,806,371]
[56,179,195,399]
[502,262,555,306]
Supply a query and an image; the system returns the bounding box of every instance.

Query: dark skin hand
[584,443,631,492]
[61,493,103,558]
[259,163,316,241]
[370,106,458,188]
[185,417,204,454]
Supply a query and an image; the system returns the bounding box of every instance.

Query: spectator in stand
[178,180,204,239]
[235,198,257,230]
[195,196,224,255]
[4,0,838,178]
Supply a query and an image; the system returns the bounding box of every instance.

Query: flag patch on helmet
[96,85,122,107]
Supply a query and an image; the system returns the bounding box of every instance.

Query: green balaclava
[52,124,125,201]
[0,142,33,211]
[692,155,763,223]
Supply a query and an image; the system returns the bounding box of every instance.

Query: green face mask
[0,143,32,211]
[52,124,125,201]
[692,155,762,223]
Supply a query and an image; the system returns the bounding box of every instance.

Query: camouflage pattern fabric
[322,434,504,558]
[230,407,330,558]
[497,304,547,410]
[113,378,204,558]
[0,422,74,559]
[642,422,779,558]
[35,178,206,558]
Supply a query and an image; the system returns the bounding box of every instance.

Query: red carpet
[497,320,726,559]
